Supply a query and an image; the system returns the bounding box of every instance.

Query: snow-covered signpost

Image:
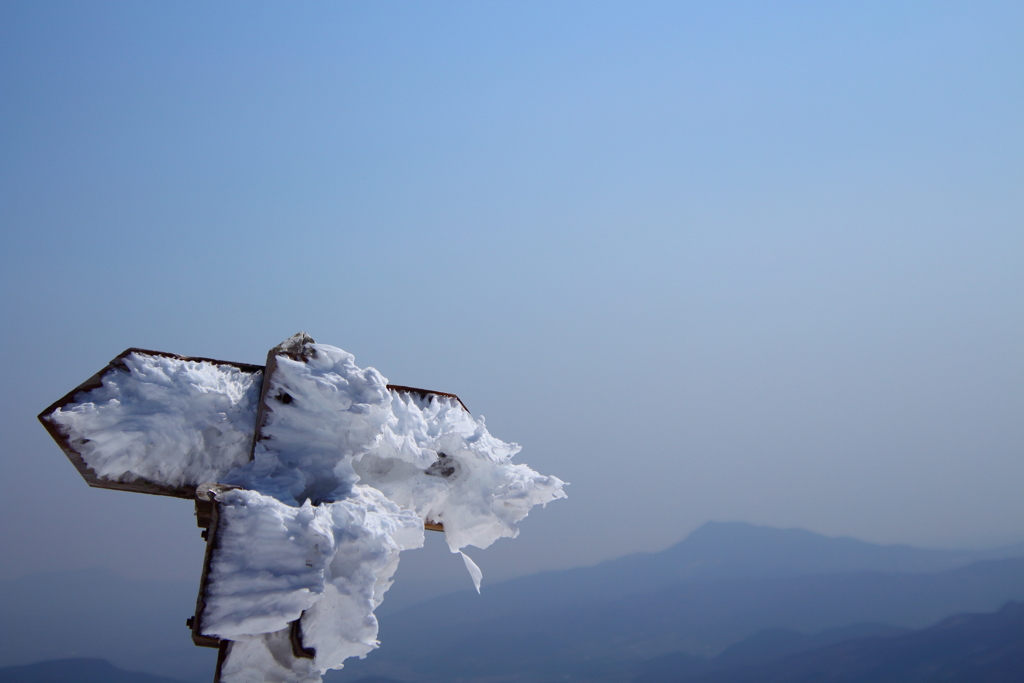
[39,333,566,683]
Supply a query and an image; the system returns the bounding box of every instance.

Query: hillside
[331,524,1024,682]
[0,570,215,682]
[3,523,1021,683]
[0,658,188,683]
[13,599,1016,683]
[379,521,1024,628]
[680,601,1024,683]
[335,558,1024,681]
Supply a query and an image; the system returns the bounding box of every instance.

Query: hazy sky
[1,1,1021,589]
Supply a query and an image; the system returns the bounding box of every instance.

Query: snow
[356,389,567,554]
[224,344,392,505]
[218,631,320,683]
[205,486,424,676]
[48,353,261,489]
[46,339,565,682]
[201,489,338,639]
[460,551,484,593]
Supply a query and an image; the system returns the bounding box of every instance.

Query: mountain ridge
[334,554,1024,681]
[677,601,1024,683]
[373,521,1024,631]
[3,522,1022,683]
[0,658,190,683]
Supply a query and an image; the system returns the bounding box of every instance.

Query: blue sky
[1,1,1021,586]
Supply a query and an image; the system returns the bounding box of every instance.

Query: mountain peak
[658,521,976,579]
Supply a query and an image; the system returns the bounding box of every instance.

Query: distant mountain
[335,557,1024,682]
[0,569,216,683]
[714,622,911,668]
[680,601,1024,683]
[651,521,1021,578]
[0,658,189,683]
[370,521,1024,630]
[4,524,1021,683]
[635,623,912,682]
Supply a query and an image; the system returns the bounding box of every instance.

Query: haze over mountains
[0,659,189,683]
[3,522,1022,683]
[334,523,1024,682]
[6,603,1022,683]
[634,601,1024,683]
[0,570,216,682]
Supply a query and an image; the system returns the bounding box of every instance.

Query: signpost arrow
[38,333,463,681]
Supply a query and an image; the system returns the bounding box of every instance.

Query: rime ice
[49,353,261,489]
[47,341,566,682]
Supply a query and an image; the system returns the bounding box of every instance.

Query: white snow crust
[218,630,321,683]
[203,485,423,671]
[49,353,261,489]
[49,342,565,682]
[357,389,567,554]
[225,345,393,505]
